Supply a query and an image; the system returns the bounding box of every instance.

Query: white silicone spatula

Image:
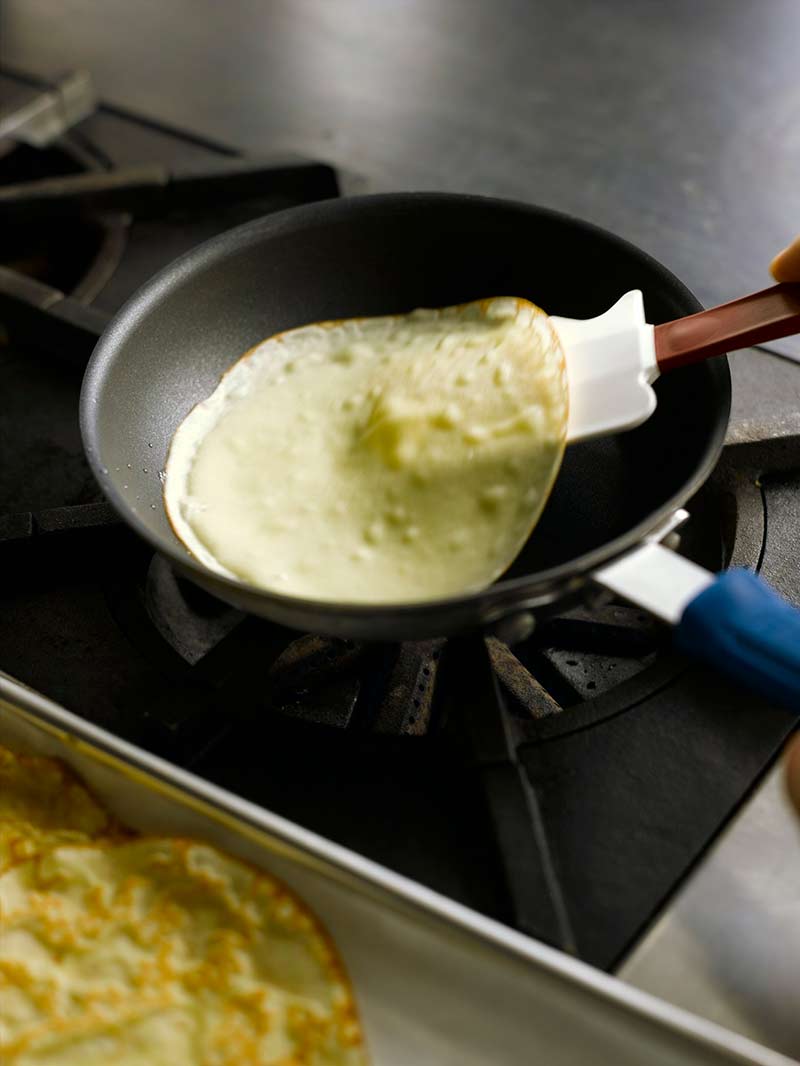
[550,283,800,443]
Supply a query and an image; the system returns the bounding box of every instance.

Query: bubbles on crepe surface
[164,298,569,604]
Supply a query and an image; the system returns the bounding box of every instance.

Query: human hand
[770,235,800,282]
[787,735,800,816]
[768,236,800,815]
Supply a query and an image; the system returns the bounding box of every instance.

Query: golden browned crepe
[0,745,125,874]
[0,745,368,1066]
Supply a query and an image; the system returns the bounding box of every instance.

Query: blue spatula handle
[675,569,800,714]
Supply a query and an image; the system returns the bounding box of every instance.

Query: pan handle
[654,282,800,371]
[674,569,800,714]
[594,543,800,714]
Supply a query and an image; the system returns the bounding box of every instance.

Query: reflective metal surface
[620,762,800,1062]
[0,69,94,146]
[0,669,795,1066]
[4,0,800,338]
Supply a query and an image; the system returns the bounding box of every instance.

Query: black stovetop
[1,75,798,971]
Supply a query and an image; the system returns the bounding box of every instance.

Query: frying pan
[80,193,800,710]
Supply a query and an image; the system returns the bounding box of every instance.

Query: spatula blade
[550,290,658,444]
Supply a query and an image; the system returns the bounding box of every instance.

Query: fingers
[787,733,800,815]
[770,235,800,283]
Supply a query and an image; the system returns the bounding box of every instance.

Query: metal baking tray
[0,670,792,1066]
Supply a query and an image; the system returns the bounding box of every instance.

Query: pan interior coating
[164,298,569,604]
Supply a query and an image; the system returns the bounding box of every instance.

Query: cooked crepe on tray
[0,744,368,1066]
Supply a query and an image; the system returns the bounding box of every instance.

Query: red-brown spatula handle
[654,283,800,371]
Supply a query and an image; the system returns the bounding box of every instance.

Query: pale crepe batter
[165,298,568,604]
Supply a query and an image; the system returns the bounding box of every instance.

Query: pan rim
[80,191,731,626]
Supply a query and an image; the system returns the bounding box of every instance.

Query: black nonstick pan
[79,193,800,709]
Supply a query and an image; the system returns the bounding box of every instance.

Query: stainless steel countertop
[620,763,800,1061]
[4,0,800,428]
[3,0,800,309]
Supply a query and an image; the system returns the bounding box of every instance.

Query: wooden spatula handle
[654,283,800,371]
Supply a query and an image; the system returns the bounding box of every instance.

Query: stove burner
[144,555,244,666]
[100,542,590,739]
[7,438,721,746]
[513,605,662,702]
[104,547,437,734]
[103,501,720,737]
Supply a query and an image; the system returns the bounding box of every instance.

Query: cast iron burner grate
[0,141,127,300]
[1,85,798,970]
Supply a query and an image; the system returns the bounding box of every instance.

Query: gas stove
[1,69,799,1058]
